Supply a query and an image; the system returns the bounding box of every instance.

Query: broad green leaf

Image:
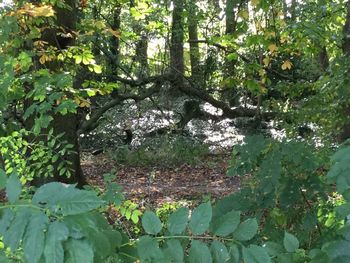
[211,240,230,263]
[188,240,212,263]
[33,183,104,215]
[283,231,299,253]
[163,239,184,262]
[63,212,120,260]
[4,209,31,251]
[167,207,189,235]
[64,238,94,263]
[6,173,21,203]
[23,212,48,263]
[233,218,258,241]
[0,209,14,235]
[229,245,240,263]
[0,169,6,189]
[322,240,350,261]
[137,236,164,262]
[264,242,283,257]
[142,211,162,235]
[211,210,240,237]
[242,245,271,263]
[309,249,329,263]
[44,222,69,263]
[0,254,9,263]
[189,202,212,235]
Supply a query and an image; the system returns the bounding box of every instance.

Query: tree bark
[339,1,350,142]
[110,3,122,75]
[170,0,185,89]
[187,2,201,84]
[28,0,85,186]
[318,46,329,71]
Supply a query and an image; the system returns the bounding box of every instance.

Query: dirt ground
[82,153,240,207]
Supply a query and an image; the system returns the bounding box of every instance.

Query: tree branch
[78,84,162,134]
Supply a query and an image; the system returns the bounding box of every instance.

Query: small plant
[156,201,183,223]
[118,200,143,225]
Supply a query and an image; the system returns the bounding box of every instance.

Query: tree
[2,0,350,187]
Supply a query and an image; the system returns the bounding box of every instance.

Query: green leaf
[229,244,240,263]
[163,239,184,262]
[0,208,14,236]
[233,218,258,241]
[93,64,102,74]
[242,245,271,263]
[322,240,350,261]
[33,183,104,215]
[188,240,212,263]
[23,212,48,263]
[0,169,7,189]
[189,202,212,235]
[211,240,230,263]
[3,209,31,251]
[74,55,82,64]
[142,211,162,235]
[211,210,240,237]
[137,236,164,262]
[264,242,283,257]
[283,231,299,253]
[44,221,69,263]
[6,173,21,203]
[63,212,120,260]
[167,207,189,235]
[64,238,94,263]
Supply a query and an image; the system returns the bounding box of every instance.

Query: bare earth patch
[82,153,240,207]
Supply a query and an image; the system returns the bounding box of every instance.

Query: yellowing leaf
[31,5,55,17]
[268,44,278,53]
[19,4,55,17]
[281,60,293,70]
[263,57,270,67]
[74,97,91,108]
[238,10,249,20]
[79,100,91,108]
[259,69,266,77]
[107,28,121,38]
[251,0,260,6]
[265,31,276,38]
[39,55,46,64]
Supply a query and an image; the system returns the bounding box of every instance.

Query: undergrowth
[1,136,350,262]
[110,135,210,167]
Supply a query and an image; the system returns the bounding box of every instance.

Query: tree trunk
[110,3,122,75]
[170,0,185,89]
[28,0,85,186]
[339,1,350,142]
[187,2,201,84]
[318,46,329,71]
[129,1,149,79]
[225,0,236,35]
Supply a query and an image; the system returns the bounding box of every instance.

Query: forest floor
[81,153,240,208]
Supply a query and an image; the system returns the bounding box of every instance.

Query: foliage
[1,138,350,262]
[0,129,75,183]
[111,135,209,167]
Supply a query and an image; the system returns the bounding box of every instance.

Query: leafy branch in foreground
[2,138,350,262]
